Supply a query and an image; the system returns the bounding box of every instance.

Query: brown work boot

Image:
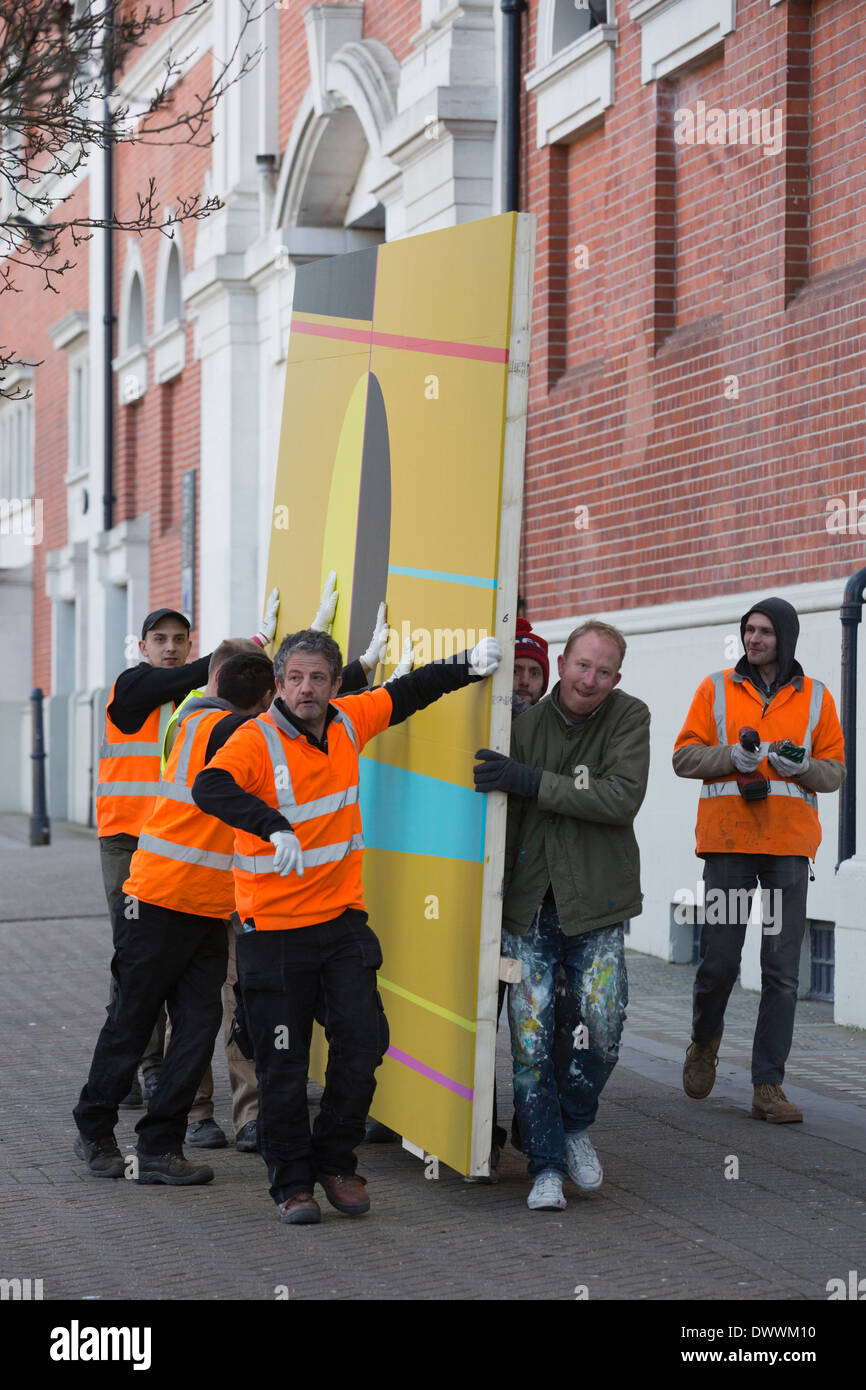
[318,1172,371,1216]
[751,1084,803,1124]
[278,1192,321,1225]
[682,1033,723,1099]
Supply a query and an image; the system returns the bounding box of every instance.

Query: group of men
[73,584,844,1221]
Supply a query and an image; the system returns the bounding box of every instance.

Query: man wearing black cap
[96,593,280,1105]
[674,597,845,1122]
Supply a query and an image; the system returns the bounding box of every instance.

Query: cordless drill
[737,727,769,801]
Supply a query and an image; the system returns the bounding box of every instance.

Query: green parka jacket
[502,682,651,937]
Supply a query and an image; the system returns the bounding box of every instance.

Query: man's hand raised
[254,587,280,647]
[469,637,502,677]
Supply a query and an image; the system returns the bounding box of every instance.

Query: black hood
[736,597,803,693]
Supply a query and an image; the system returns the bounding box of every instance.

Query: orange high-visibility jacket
[204,688,393,930]
[96,685,174,837]
[124,703,237,917]
[674,669,845,857]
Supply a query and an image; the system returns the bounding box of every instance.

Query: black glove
[473,748,543,797]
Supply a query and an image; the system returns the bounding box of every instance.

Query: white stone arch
[119,242,147,353]
[154,214,185,331]
[272,38,401,233]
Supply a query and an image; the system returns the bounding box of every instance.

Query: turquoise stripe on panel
[387,564,497,590]
[358,756,485,862]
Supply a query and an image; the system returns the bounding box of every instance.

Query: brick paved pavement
[2,816,865,1302]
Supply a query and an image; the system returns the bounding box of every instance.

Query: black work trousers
[99,835,167,1082]
[692,853,809,1085]
[74,897,228,1154]
[236,909,388,1204]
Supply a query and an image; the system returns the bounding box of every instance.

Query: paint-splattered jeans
[502,903,628,1179]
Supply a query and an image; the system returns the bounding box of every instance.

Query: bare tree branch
[0,0,267,395]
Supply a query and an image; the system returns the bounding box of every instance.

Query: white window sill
[629,0,735,84]
[112,345,148,404]
[525,25,617,147]
[150,319,186,384]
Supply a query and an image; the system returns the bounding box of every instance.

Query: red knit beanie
[515,617,549,686]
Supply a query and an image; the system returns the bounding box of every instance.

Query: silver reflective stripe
[95,782,160,799]
[153,782,196,805]
[258,720,298,821]
[100,740,161,759]
[257,718,360,823]
[290,785,359,824]
[331,707,358,750]
[100,700,174,759]
[157,701,173,748]
[173,711,210,786]
[803,680,824,755]
[138,833,235,872]
[302,833,365,867]
[233,833,365,875]
[700,781,817,808]
[709,672,727,745]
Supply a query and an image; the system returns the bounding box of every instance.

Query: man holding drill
[673,597,845,1122]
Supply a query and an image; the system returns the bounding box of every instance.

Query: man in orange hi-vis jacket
[673,597,845,1124]
[192,626,502,1226]
[73,653,277,1187]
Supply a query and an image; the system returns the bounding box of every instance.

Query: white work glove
[254,587,280,647]
[360,601,388,674]
[730,742,762,773]
[469,636,502,678]
[769,748,810,777]
[311,571,338,633]
[385,633,414,683]
[269,830,304,877]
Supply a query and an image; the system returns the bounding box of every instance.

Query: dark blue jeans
[502,904,628,1179]
[693,853,809,1084]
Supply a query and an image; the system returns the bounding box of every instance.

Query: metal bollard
[30,687,51,846]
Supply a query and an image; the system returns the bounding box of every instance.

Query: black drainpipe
[837,565,866,868]
[501,0,526,212]
[102,1,116,534]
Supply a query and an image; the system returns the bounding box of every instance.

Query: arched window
[127,272,145,350]
[163,241,182,323]
[552,0,605,54]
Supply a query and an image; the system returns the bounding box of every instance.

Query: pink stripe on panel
[385,1045,473,1101]
[292,317,508,364]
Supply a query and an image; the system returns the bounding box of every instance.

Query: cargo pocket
[228,981,256,1061]
[357,926,383,972]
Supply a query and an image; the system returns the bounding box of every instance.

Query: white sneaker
[563,1132,603,1190]
[526,1170,567,1211]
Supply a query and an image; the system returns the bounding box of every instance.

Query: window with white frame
[0,394,34,500]
[69,355,89,476]
[526,0,616,148]
[163,241,182,324]
[553,0,607,53]
[127,272,146,350]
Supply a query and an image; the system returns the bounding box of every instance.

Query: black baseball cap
[141,608,191,639]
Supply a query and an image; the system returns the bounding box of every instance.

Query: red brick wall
[363,0,420,61]
[22,51,213,689]
[22,181,91,693]
[112,55,212,663]
[521,0,866,623]
[279,3,315,156]
[811,0,866,276]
